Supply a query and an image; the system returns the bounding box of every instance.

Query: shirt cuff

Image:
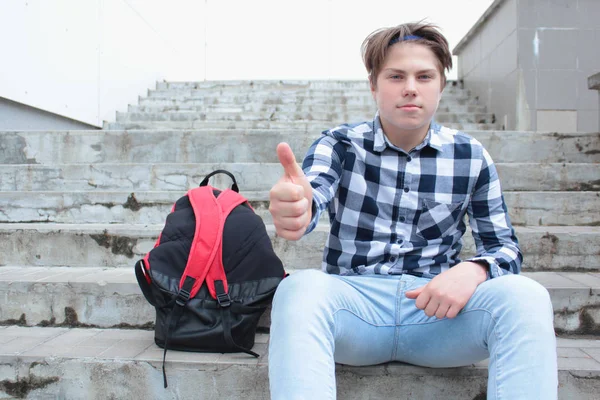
[467,256,500,280]
[304,198,320,235]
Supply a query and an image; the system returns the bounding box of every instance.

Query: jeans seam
[489,312,501,400]
[332,308,396,328]
[391,279,405,360]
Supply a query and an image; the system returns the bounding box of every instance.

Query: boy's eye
[419,75,433,80]
[390,75,402,79]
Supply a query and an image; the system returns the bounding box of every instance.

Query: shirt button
[399,216,406,222]
[404,187,410,193]
[390,257,397,263]
[407,156,412,162]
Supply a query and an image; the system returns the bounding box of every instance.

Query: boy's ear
[369,76,377,96]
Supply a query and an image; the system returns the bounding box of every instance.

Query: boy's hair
[361,22,452,89]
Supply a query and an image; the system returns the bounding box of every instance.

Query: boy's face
[371,42,443,139]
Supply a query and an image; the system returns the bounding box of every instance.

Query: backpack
[134,170,285,387]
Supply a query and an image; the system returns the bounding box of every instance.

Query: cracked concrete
[89,230,137,258]
[1,163,598,192]
[0,191,598,225]
[1,224,599,270]
[0,373,60,399]
[0,268,598,333]
[1,131,598,164]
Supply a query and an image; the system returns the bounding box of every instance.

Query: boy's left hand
[405,262,488,319]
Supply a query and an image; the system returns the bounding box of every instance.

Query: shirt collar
[372,112,443,153]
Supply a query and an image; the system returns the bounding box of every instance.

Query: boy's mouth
[398,104,421,110]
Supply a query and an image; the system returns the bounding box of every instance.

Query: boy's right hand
[269,143,313,241]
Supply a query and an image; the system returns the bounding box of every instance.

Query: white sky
[126,0,495,81]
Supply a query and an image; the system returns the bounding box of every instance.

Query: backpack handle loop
[199,169,239,192]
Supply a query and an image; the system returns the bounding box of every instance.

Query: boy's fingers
[270,182,305,202]
[435,303,451,319]
[424,299,440,317]
[405,286,424,299]
[446,305,462,319]
[276,213,311,230]
[277,142,304,179]
[276,227,306,241]
[276,199,310,219]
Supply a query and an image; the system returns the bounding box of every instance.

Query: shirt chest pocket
[414,198,465,241]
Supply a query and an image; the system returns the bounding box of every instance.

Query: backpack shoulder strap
[182,186,223,299]
[203,189,248,301]
[216,188,249,217]
[182,187,248,301]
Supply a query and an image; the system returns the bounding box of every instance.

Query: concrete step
[3,130,596,164]
[1,326,597,399]
[154,79,471,94]
[0,191,597,226]
[0,267,598,335]
[104,120,499,131]
[138,95,481,108]
[128,103,488,114]
[146,89,474,101]
[157,79,377,90]
[140,93,478,106]
[115,111,494,125]
[0,224,598,272]
[1,163,597,192]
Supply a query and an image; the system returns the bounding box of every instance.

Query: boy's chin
[390,120,430,133]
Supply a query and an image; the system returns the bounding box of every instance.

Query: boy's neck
[380,120,431,153]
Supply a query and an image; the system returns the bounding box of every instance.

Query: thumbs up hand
[269,143,314,241]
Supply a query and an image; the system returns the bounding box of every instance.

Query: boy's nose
[403,77,417,96]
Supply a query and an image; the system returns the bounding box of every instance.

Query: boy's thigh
[273,270,405,325]
[394,274,551,368]
[272,270,410,365]
[394,308,492,368]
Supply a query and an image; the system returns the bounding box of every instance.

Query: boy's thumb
[277,142,304,179]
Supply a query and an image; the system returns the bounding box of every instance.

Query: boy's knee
[506,275,551,304]
[487,275,553,318]
[271,269,339,334]
[272,269,331,311]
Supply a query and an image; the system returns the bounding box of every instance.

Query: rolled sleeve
[467,148,523,278]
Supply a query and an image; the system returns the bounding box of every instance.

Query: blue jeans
[268,270,557,400]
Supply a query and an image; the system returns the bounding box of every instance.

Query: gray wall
[590,72,600,128]
[456,0,519,130]
[455,0,600,132]
[0,97,98,131]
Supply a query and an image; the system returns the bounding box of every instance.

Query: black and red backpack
[135,170,285,387]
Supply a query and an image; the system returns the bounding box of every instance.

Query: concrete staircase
[1,80,599,399]
[105,80,497,131]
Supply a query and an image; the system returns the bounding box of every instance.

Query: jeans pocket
[415,199,463,241]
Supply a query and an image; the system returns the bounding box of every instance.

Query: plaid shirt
[303,114,522,279]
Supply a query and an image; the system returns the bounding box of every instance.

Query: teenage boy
[267,22,557,399]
